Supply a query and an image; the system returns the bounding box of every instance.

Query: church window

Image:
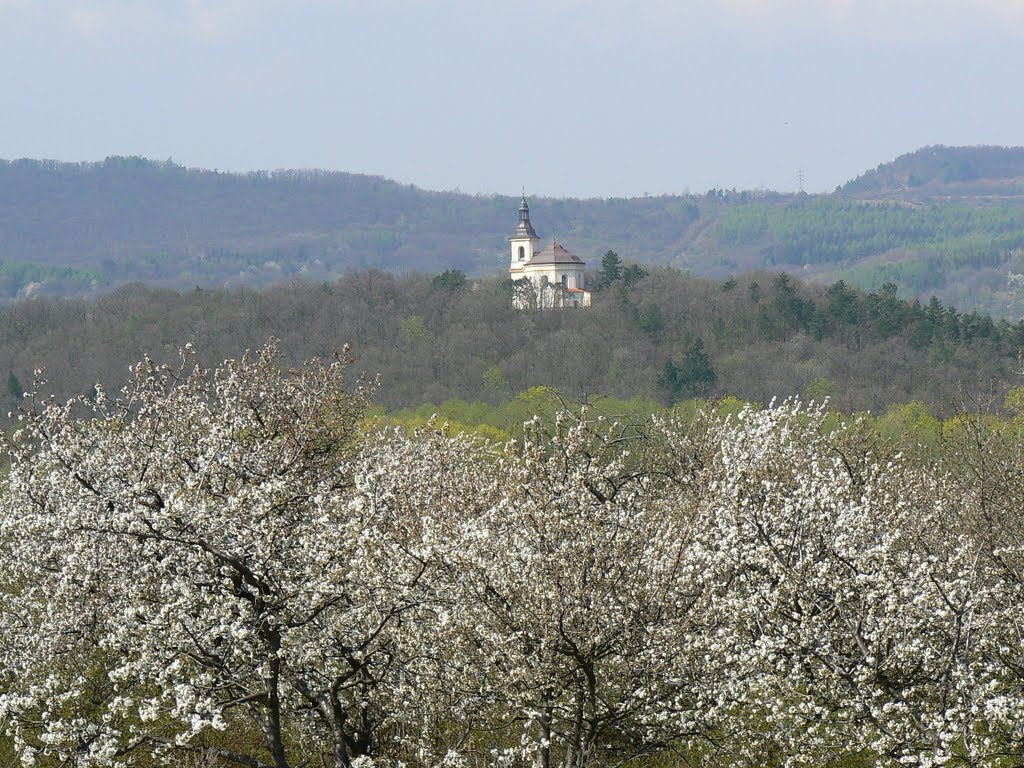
[518,246,525,260]
[561,274,568,289]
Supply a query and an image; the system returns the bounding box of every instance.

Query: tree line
[0,266,1022,421]
[2,342,1024,768]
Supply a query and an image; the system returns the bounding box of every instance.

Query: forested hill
[0,156,699,297]
[7,148,1024,318]
[841,145,1024,199]
[2,267,1021,421]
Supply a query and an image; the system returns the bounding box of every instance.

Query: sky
[1,0,1023,198]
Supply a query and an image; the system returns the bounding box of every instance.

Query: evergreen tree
[432,269,467,291]
[658,339,717,404]
[621,263,648,287]
[594,250,623,290]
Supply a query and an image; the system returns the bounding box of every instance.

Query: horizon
[3,2,1024,198]
[3,142,1007,201]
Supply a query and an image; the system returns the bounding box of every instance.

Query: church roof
[526,241,585,267]
[511,219,539,240]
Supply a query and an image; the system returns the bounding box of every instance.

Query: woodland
[0,264,1020,423]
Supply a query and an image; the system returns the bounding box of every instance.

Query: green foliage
[803,376,837,403]
[711,395,752,420]
[0,266,1022,423]
[621,263,648,287]
[715,197,1024,275]
[432,269,467,291]
[636,303,666,338]
[1005,386,1024,416]
[592,251,649,292]
[875,401,943,449]
[658,339,716,405]
[481,364,509,395]
[382,388,667,442]
[710,189,1024,315]
[593,250,623,290]
[399,315,429,345]
[607,349,625,388]
[0,260,102,298]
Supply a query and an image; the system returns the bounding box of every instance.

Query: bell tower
[509,192,541,273]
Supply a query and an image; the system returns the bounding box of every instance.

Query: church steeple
[512,193,539,240]
[509,192,541,270]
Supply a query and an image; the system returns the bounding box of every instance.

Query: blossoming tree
[696,403,991,767]
[445,411,719,768]
[0,343,444,768]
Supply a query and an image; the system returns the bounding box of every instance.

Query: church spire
[509,191,541,270]
[513,192,539,239]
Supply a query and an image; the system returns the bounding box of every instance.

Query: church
[508,195,592,309]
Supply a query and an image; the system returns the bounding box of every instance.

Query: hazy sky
[2,0,1023,197]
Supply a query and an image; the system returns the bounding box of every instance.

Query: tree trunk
[327,693,352,768]
[264,653,291,768]
[565,692,584,768]
[537,692,553,768]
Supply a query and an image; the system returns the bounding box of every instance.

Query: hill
[6,149,1024,319]
[0,156,699,297]
[840,145,1024,199]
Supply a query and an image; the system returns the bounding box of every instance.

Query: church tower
[509,193,541,273]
